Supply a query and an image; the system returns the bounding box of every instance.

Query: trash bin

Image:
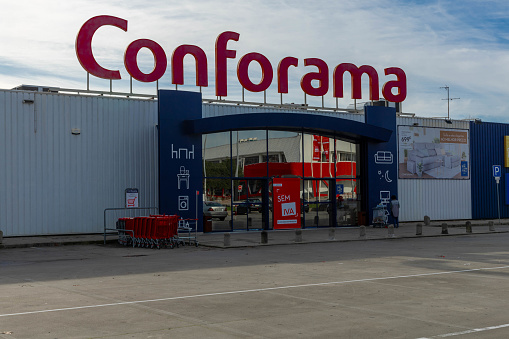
[203,216,212,232]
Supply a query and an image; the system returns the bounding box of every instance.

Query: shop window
[338,152,355,162]
[262,153,282,163]
[244,156,260,166]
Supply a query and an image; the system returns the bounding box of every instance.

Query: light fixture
[71,128,81,135]
[444,119,452,124]
[412,122,419,126]
[22,99,34,104]
[474,118,482,124]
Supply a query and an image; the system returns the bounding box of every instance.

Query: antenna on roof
[440,85,460,120]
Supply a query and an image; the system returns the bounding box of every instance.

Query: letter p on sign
[493,165,501,178]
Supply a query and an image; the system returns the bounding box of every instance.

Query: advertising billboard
[398,126,469,179]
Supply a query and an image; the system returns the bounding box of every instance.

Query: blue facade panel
[364,106,398,224]
[158,90,203,230]
[470,121,509,219]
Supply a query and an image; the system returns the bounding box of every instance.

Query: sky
[0,0,508,122]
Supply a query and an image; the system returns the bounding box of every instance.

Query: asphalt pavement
[3,226,509,338]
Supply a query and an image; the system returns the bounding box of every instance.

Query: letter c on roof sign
[76,15,127,80]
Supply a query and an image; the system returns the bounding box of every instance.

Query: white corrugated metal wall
[396,117,472,221]
[0,90,159,236]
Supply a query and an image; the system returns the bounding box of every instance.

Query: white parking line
[1,265,509,318]
[417,323,509,338]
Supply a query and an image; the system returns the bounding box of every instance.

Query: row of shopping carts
[116,215,198,248]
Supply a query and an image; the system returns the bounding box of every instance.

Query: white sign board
[125,188,139,208]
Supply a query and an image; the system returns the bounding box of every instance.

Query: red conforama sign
[272,177,301,229]
[76,15,407,102]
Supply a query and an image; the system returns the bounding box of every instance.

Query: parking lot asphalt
[2,227,509,338]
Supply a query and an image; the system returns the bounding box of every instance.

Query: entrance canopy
[185,112,392,143]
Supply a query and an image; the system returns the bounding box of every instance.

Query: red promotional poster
[272,177,301,229]
[313,135,321,161]
[322,136,330,162]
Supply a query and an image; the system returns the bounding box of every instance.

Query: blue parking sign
[336,184,344,195]
[493,165,502,178]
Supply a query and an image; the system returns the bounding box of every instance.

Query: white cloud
[0,0,508,121]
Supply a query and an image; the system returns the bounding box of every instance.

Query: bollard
[223,233,231,247]
[261,230,268,244]
[328,227,335,240]
[441,223,448,235]
[0,230,3,244]
[314,216,319,225]
[295,229,303,243]
[416,223,422,236]
[388,225,395,238]
[424,215,431,226]
[248,217,252,227]
[489,221,495,232]
[465,221,472,234]
[359,225,366,238]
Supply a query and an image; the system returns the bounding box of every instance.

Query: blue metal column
[364,106,398,225]
[158,90,203,231]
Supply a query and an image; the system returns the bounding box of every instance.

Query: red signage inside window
[272,177,301,229]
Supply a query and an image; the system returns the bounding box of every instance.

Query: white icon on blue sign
[177,166,190,189]
[378,170,392,183]
[171,144,195,160]
[178,196,189,211]
[380,191,391,204]
[493,165,502,178]
[374,151,393,165]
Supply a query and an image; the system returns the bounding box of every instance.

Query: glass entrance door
[231,179,268,231]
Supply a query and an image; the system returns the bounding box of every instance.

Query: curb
[0,239,118,249]
[1,229,508,250]
[197,229,509,249]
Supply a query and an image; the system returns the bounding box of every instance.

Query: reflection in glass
[203,132,231,200]
[232,130,268,180]
[202,129,361,230]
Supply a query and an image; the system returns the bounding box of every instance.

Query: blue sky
[0,0,508,122]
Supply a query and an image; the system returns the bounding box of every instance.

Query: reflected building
[203,131,361,230]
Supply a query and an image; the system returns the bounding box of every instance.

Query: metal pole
[196,191,198,238]
[441,85,459,119]
[497,179,501,224]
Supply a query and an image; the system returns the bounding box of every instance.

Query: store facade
[158,90,396,232]
[1,86,506,236]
